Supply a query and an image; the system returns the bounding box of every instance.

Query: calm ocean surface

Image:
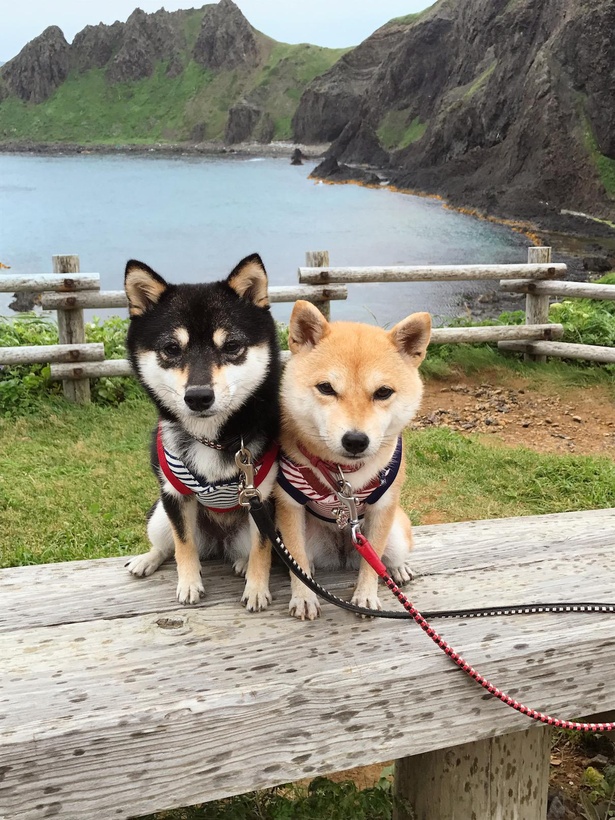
[0,153,528,325]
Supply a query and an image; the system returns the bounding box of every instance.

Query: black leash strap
[248,498,615,620]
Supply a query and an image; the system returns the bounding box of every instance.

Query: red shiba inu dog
[275,301,431,619]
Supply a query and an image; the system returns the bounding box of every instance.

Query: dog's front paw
[126,551,163,578]
[388,561,414,586]
[241,583,272,613]
[289,593,321,621]
[350,591,382,617]
[233,557,249,577]
[176,577,205,605]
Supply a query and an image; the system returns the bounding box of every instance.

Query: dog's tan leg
[275,488,321,620]
[352,500,398,613]
[241,518,273,612]
[170,498,204,605]
[383,506,415,585]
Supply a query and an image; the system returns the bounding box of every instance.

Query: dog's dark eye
[374,386,394,400]
[162,342,182,358]
[223,340,242,355]
[316,382,337,396]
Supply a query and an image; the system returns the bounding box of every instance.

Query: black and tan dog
[124,255,280,609]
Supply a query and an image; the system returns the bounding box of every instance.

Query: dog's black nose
[342,430,370,455]
[184,386,215,412]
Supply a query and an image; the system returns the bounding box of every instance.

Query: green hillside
[0,4,347,145]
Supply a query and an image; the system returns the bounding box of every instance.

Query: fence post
[52,254,90,404]
[525,247,552,363]
[305,251,330,319]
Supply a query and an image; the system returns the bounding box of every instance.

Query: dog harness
[157,425,279,512]
[277,437,403,524]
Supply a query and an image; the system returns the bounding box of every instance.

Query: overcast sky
[1,0,432,62]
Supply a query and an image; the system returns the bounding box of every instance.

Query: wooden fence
[1,247,614,403]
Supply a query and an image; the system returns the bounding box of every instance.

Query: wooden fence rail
[5,246,615,401]
[297,263,567,285]
[40,284,348,311]
[0,343,104,366]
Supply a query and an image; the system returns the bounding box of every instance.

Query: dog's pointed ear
[288,300,330,354]
[226,254,269,308]
[389,312,431,366]
[124,260,168,317]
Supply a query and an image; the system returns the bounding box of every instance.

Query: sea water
[0,152,528,325]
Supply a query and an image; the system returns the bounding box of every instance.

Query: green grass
[377,111,427,151]
[584,118,615,198]
[139,776,402,820]
[2,376,615,568]
[0,41,347,144]
[464,61,497,99]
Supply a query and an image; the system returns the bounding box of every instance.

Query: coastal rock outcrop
[294,0,615,220]
[310,156,381,187]
[225,101,274,144]
[1,26,69,103]
[193,0,259,71]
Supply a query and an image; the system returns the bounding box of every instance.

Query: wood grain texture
[1,508,614,819]
[305,251,331,318]
[500,280,615,300]
[430,324,563,344]
[53,255,90,404]
[498,340,615,363]
[0,343,104,366]
[525,248,552,364]
[49,359,135,380]
[0,273,100,293]
[40,285,348,311]
[395,727,551,820]
[298,264,567,285]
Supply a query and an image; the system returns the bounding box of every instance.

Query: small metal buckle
[334,467,362,537]
[235,444,261,508]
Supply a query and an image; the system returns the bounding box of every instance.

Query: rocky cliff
[295,0,615,221]
[2,26,70,103]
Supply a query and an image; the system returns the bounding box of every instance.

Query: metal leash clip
[235,444,261,507]
[335,468,362,543]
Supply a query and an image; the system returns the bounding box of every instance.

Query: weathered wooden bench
[2,508,615,820]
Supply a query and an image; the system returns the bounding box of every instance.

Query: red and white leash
[239,448,615,733]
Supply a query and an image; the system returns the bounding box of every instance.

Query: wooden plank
[0,594,614,818]
[0,273,100,293]
[0,509,614,818]
[500,280,615,300]
[2,508,614,633]
[50,359,134,380]
[298,264,567,285]
[525,248,552,363]
[0,343,105,366]
[305,251,331,318]
[40,285,349,311]
[499,340,615,363]
[430,323,563,344]
[394,727,551,820]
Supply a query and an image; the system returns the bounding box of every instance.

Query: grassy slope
[0,33,347,144]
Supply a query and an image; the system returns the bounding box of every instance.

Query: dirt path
[414,373,615,457]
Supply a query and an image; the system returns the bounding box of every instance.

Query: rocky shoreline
[0,139,328,160]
